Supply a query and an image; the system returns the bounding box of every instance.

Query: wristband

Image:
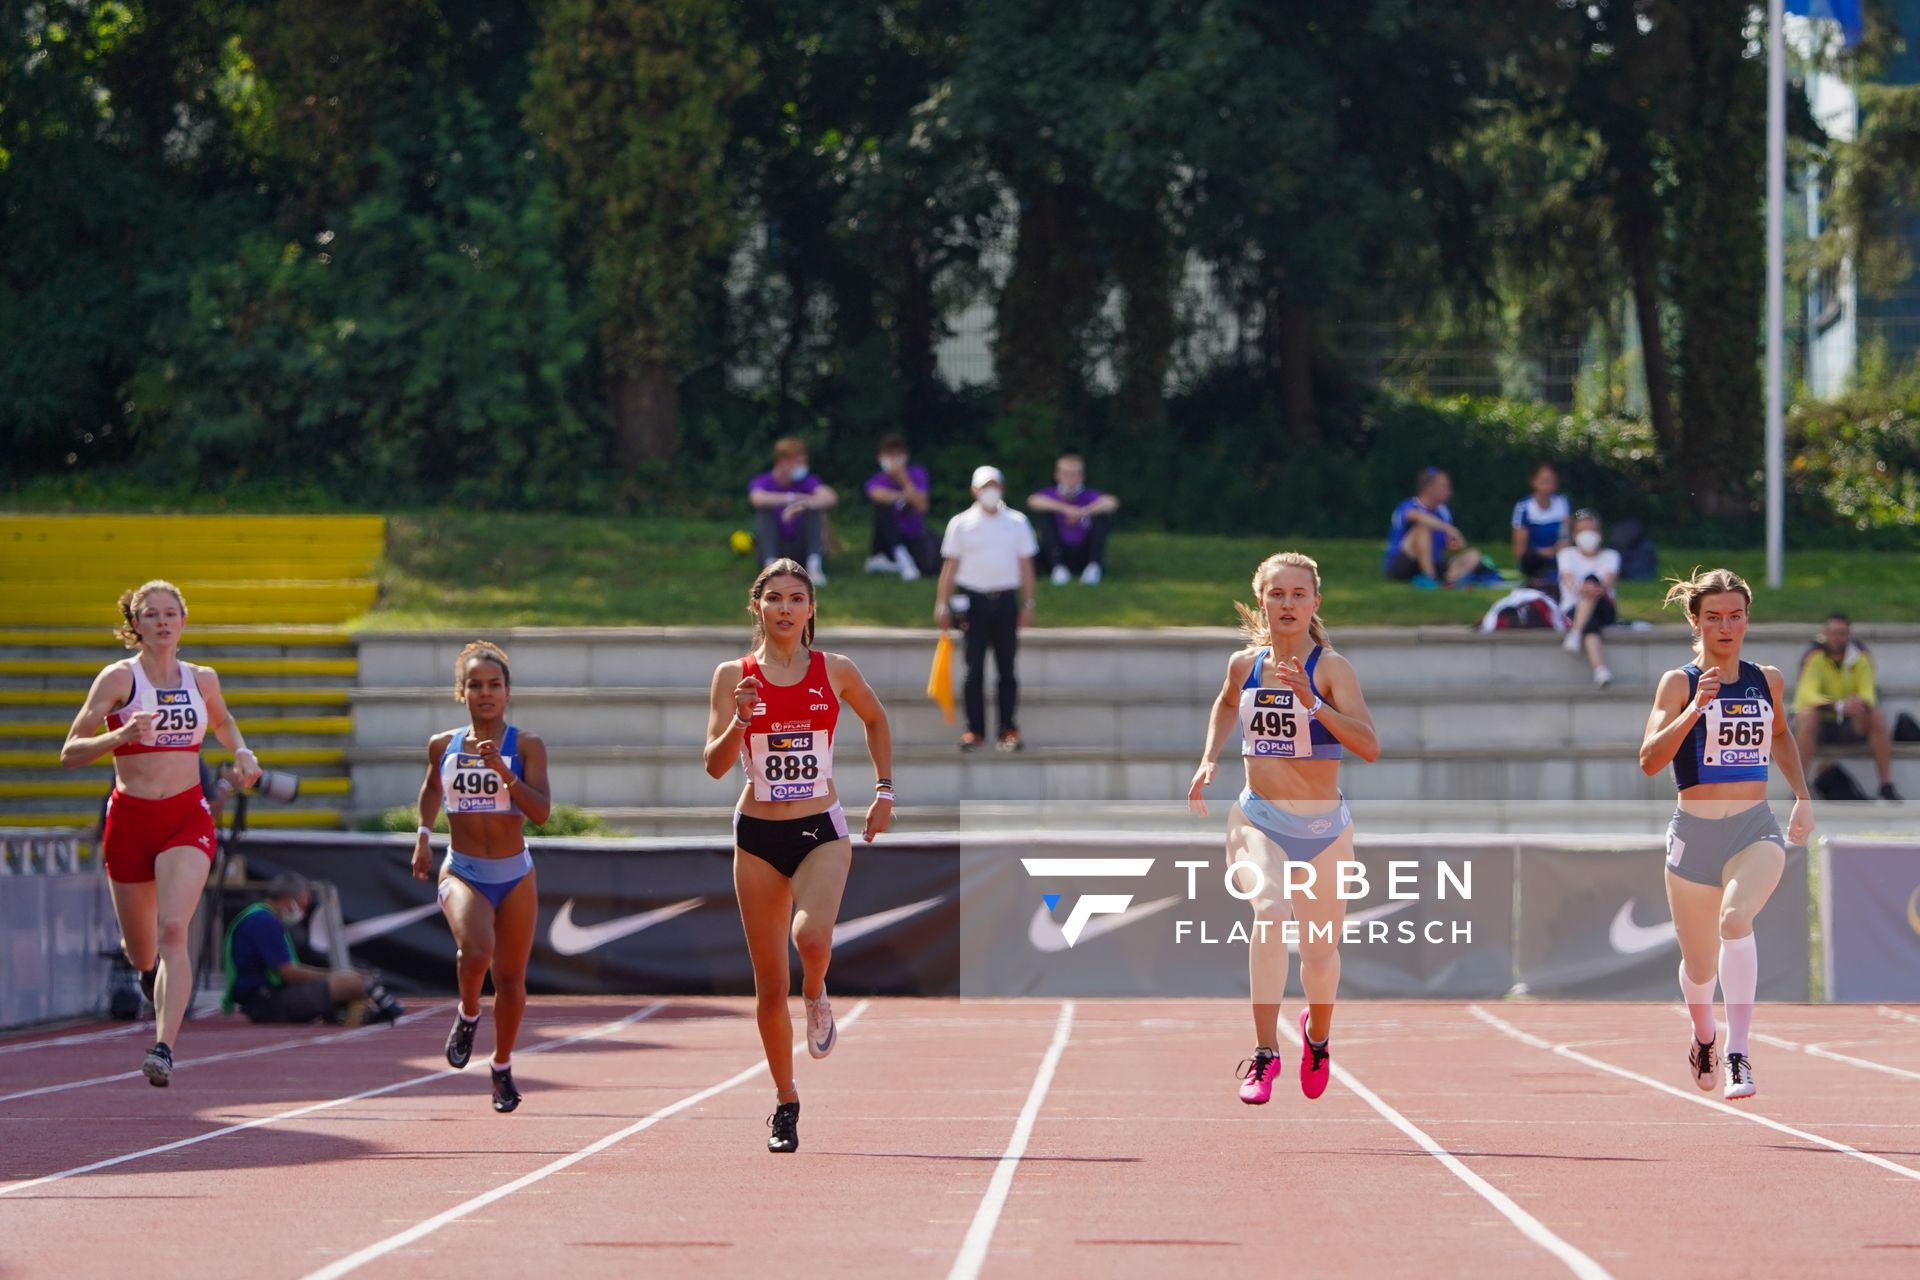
[1307,696,1325,719]
[416,825,433,838]
[873,791,895,804]
[733,711,751,728]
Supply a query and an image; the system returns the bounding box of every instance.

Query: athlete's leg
[1718,840,1785,1057]
[487,868,539,1064]
[1666,869,1723,1043]
[438,873,497,1020]
[788,837,851,1002]
[735,848,799,1101]
[109,878,159,975]
[151,846,210,1047]
[1291,828,1354,1044]
[1227,807,1288,1049]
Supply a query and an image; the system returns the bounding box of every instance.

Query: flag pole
[1766,0,1787,589]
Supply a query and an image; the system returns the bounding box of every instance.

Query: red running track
[2,999,1917,1278]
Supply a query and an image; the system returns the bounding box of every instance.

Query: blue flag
[1786,0,1864,47]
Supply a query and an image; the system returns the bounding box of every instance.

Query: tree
[525,0,756,468]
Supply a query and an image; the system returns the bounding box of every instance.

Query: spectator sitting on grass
[1384,467,1486,588]
[1793,612,1902,802]
[748,437,837,585]
[1027,452,1120,586]
[1511,461,1571,588]
[862,434,938,582]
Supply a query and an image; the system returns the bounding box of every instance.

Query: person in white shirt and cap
[934,465,1038,751]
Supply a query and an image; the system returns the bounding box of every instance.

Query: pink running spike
[1238,1048,1279,1105]
[1299,1010,1331,1100]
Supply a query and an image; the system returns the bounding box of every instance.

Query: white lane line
[1877,1006,1920,1027]
[0,1024,147,1056]
[0,1004,454,1104]
[0,1001,666,1197]
[1471,1005,1920,1185]
[302,999,873,1280]
[1281,1017,1614,1280]
[948,1001,1075,1280]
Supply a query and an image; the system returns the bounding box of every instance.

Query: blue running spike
[1042,894,1061,912]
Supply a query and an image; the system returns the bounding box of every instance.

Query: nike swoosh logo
[308,902,444,956]
[827,896,945,947]
[1610,899,1678,955]
[548,897,707,957]
[1029,895,1184,953]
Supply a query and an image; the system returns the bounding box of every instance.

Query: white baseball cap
[971,465,1004,489]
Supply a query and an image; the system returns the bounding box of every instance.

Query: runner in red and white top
[702,557,895,1154]
[61,579,262,1086]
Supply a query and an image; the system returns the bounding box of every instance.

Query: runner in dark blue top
[1639,568,1813,1102]
[412,641,551,1113]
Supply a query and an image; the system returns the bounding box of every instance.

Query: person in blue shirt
[1509,461,1571,586]
[1383,468,1486,587]
[224,873,401,1025]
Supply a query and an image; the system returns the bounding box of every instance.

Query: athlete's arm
[196,666,262,788]
[1189,650,1255,814]
[1311,653,1381,763]
[59,664,143,769]
[829,653,893,842]
[703,661,753,779]
[413,732,451,881]
[1765,666,1815,844]
[507,732,552,827]
[1639,668,1707,775]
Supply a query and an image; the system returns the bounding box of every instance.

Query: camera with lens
[214,767,301,804]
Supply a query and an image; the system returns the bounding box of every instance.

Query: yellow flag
[927,630,956,724]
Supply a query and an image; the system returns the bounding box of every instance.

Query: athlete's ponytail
[749,558,817,651]
[1236,552,1328,650]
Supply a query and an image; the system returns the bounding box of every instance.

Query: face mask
[276,905,305,927]
[1574,529,1602,554]
[788,464,809,482]
[1058,482,1082,498]
[978,486,1003,510]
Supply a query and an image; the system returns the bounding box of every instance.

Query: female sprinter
[61,580,263,1085]
[703,558,894,1153]
[411,641,551,1113]
[1639,569,1813,1100]
[1188,552,1380,1106]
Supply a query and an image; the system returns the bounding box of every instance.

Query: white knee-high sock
[1718,933,1758,1056]
[1678,961,1719,1044]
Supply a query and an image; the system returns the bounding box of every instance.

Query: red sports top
[738,651,840,802]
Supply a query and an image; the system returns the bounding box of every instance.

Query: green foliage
[359,803,613,838]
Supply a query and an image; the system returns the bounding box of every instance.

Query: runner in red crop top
[60,580,263,1087]
[702,557,896,1154]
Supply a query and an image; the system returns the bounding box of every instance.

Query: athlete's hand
[1271,657,1314,700]
[863,796,892,842]
[1188,760,1216,816]
[119,710,159,745]
[1786,796,1815,846]
[733,676,761,723]
[230,747,263,789]
[410,836,433,882]
[473,739,512,779]
[1693,669,1722,712]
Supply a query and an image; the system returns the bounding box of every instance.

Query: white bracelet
[416,825,434,838]
[733,711,751,728]
[1307,696,1325,718]
[873,791,895,804]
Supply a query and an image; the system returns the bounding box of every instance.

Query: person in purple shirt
[862,434,938,582]
[749,437,838,585]
[1027,453,1120,586]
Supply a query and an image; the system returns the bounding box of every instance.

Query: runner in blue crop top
[411,641,552,1114]
[1639,569,1813,1103]
[1190,552,1381,1109]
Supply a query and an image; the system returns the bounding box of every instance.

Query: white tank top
[107,658,210,755]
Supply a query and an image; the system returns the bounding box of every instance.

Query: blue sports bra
[1239,646,1344,760]
[1671,660,1773,790]
[439,725,526,816]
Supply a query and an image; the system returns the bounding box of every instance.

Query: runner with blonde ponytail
[1190,552,1380,1106]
